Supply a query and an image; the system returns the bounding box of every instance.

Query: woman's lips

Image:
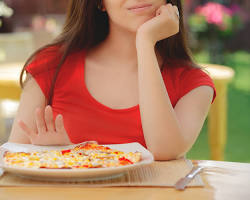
[128,4,153,13]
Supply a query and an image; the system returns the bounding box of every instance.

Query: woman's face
[102,0,166,32]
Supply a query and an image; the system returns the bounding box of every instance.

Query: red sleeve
[178,67,216,104]
[25,46,61,100]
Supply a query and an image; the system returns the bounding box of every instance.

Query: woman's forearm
[136,39,187,160]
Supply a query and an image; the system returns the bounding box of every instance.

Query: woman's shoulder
[165,61,211,80]
[26,45,85,74]
[25,45,63,75]
[166,61,216,103]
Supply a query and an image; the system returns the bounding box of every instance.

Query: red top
[25,46,216,148]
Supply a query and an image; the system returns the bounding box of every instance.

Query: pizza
[3,143,142,169]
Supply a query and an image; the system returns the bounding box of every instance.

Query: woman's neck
[87,23,163,70]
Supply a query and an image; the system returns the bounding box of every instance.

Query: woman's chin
[127,22,148,33]
[134,17,154,31]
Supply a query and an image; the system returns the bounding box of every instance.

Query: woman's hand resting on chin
[136,3,180,46]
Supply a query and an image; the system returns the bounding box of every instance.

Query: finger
[173,5,178,12]
[55,114,66,133]
[173,6,180,19]
[44,105,55,132]
[35,107,47,134]
[157,4,172,17]
[165,4,177,15]
[165,3,174,9]
[156,7,161,16]
[18,119,36,138]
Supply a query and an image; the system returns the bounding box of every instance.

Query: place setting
[0,141,204,189]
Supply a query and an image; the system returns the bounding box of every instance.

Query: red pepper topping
[39,166,72,169]
[119,157,133,165]
[61,167,72,169]
[61,149,71,155]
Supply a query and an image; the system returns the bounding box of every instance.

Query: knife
[174,166,204,190]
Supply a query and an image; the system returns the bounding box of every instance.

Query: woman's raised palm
[18,105,72,146]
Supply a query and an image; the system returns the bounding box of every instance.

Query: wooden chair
[200,63,235,160]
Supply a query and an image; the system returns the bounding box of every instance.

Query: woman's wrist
[136,33,155,51]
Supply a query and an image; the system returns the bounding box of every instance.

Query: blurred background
[0,0,249,162]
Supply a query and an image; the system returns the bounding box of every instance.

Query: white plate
[0,142,154,182]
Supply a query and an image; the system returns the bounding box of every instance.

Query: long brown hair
[20,0,197,105]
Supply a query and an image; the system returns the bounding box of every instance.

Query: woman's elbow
[150,144,189,161]
[151,150,187,161]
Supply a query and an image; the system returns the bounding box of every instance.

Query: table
[201,63,235,160]
[0,160,249,200]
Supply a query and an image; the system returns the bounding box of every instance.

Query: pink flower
[195,2,232,27]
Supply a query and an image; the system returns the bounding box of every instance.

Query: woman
[8,0,216,160]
